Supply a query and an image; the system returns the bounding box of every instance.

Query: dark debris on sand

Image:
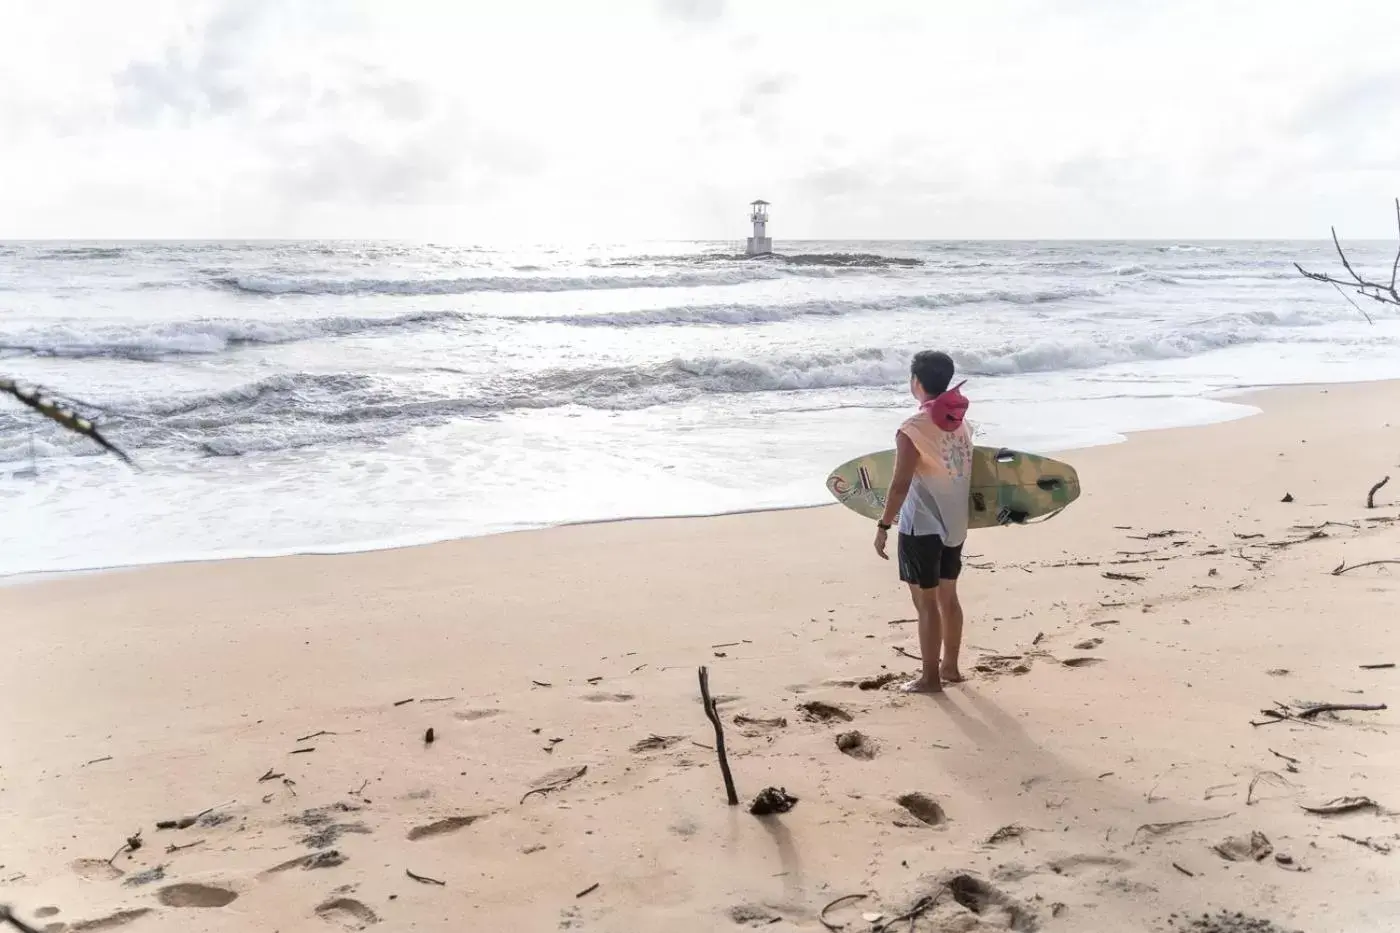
[288,803,370,849]
[749,787,798,816]
[1167,910,1304,933]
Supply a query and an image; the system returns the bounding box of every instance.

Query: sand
[2,381,1398,933]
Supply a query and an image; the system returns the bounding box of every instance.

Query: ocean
[3,239,1399,578]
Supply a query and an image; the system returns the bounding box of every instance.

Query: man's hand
[874,525,889,560]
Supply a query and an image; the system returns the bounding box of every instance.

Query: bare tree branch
[1295,198,1400,323]
[1,377,135,466]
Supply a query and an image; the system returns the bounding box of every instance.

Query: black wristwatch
[876,521,891,531]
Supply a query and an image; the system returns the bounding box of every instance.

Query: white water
[3,239,1398,577]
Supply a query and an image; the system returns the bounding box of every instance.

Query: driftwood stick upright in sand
[698,666,739,806]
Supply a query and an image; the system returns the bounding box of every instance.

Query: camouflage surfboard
[825,446,1080,529]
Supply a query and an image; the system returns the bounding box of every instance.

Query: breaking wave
[1,316,1342,462]
[210,265,859,297]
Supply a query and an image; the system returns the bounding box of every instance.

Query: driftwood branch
[1295,198,1400,321]
[698,666,739,806]
[1368,476,1390,509]
[1,378,135,466]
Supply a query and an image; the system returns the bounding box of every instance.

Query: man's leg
[904,583,943,693]
[935,578,964,683]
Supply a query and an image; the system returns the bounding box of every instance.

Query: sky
[2,0,1399,241]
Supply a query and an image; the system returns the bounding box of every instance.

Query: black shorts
[897,533,963,589]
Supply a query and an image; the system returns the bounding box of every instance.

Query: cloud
[738,72,794,118]
[3,0,1400,239]
[113,0,268,124]
[656,0,725,25]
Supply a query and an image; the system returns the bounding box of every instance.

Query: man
[873,351,972,693]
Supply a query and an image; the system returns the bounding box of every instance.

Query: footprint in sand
[733,714,787,732]
[121,865,167,888]
[157,883,239,908]
[835,730,878,760]
[629,734,685,753]
[453,709,502,721]
[1060,657,1103,668]
[946,874,1038,933]
[315,897,380,929]
[797,700,853,723]
[895,792,947,827]
[68,908,152,932]
[583,692,634,703]
[35,909,60,919]
[70,859,124,882]
[728,904,782,926]
[289,803,372,849]
[1072,638,1104,650]
[1047,853,1132,875]
[407,814,487,841]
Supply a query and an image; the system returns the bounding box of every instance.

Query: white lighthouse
[745,199,772,257]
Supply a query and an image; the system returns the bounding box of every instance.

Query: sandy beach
[3,380,1398,933]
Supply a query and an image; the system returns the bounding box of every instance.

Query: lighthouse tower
[745,200,772,257]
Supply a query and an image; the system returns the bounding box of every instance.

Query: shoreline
[3,378,1398,931]
[0,378,1288,586]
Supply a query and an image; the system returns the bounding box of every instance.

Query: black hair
[910,350,955,395]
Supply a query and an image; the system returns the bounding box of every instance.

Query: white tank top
[895,412,973,545]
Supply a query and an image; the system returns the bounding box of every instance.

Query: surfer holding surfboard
[871,351,973,693]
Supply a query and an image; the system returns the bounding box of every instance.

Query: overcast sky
[2,0,1399,240]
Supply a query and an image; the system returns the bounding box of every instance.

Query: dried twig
[1102,571,1144,582]
[1368,476,1391,509]
[1295,702,1387,720]
[107,830,143,864]
[575,882,600,898]
[165,839,205,854]
[258,769,284,783]
[1131,814,1231,844]
[296,730,336,743]
[819,893,868,931]
[873,890,944,933]
[699,666,739,806]
[1333,560,1400,576]
[520,765,588,804]
[1360,663,1395,670]
[1339,834,1392,854]
[1172,862,1196,877]
[406,869,446,886]
[393,698,415,706]
[1247,770,1292,805]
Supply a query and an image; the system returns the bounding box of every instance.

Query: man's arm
[879,431,918,528]
[874,431,917,560]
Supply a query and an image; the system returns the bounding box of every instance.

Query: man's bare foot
[939,665,965,684]
[900,675,943,694]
